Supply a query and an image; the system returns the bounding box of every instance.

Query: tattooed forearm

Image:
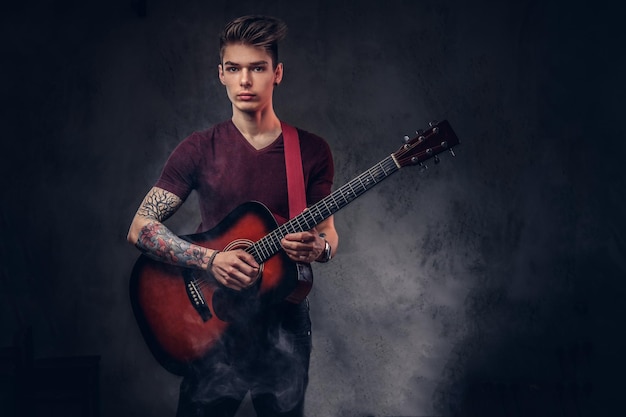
[137,188,182,222]
[130,187,211,270]
[136,221,212,270]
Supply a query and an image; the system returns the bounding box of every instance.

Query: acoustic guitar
[129,120,460,375]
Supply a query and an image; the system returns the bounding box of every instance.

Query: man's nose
[240,69,251,86]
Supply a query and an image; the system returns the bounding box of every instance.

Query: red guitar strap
[281,121,306,218]
[281,121,314,304]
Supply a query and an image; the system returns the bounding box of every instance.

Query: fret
[357,177,368,192]
[369,167,380,182]
[347,182,357,198]
[379,164,387,176]
[329,195,338,211]
[313,206,324,222]
[377,162,386,175]
[356,176,368,192]
[385,159,397,172]
[278,223,290,238]
[268,236,281,253]
[259,239,270,259]
[357,175,367,190]
[321,198,331,216]
[247,245,260,263]
[251,242,264,261]
[290,220,300,234]
[304,209,316,226]
[344,186,356,203]
[315,202,330,219]
[290,216,299,232]
[337,188,349,206]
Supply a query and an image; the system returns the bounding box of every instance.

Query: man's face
[218,43,283,115]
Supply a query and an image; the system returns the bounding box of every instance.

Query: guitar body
[129,201,306,375]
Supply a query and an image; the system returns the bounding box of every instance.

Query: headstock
[392,120,460,168]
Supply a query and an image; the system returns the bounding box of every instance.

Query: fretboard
[246,154,400,263]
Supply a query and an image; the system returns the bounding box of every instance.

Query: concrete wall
[1,0,623,415]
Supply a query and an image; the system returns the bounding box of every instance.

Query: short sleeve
[300,129,334,205]
[154,133,203,200]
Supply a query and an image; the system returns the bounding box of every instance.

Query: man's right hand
[209,249,260,291]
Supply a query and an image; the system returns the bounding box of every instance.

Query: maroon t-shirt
[155,120,334,232]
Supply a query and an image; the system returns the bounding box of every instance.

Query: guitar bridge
[183,270,212,321]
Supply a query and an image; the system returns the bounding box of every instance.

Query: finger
[223,269,255,288]
[219,275,243,291]
[281,238,310,252]
[282,245,302,257]
[222,266,259,288]
[233,259,259,278]
[284,232,316,243]
[236,250,260,269]
[213,251,258,280]
[212,261,251,287]
[288,248,313,262]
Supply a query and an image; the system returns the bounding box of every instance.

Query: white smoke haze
[187,315,310,414]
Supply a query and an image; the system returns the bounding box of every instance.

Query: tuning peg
[403,135,411,143]
[434,155,440,164]
[449,148,456,157]
[419,162,428,171]
[429,120,439,127]
[415,129,424,136]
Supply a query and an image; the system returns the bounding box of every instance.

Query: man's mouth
[237,93,256,101]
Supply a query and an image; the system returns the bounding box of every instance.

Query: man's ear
[218,64,226,85]
[274,63,284,86]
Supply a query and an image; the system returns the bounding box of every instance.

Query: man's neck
[231,108,282,150]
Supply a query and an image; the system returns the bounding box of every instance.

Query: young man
[127,15,338,417]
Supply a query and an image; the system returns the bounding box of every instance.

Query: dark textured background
[1,0,624,416]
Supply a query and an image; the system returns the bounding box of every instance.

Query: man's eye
[253,67,265,72]
[226,67,238,72]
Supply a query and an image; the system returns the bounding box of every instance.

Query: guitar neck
[246,119,460,263]
[247,155,400,263]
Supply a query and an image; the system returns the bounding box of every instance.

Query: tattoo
[137,188,181,222]
[136,221,211,269]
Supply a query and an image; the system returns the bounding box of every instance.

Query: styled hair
[219,15,288,68]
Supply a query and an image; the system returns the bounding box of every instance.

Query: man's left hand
[281,229,324,263]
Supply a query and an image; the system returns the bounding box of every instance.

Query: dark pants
[176,300,312,417]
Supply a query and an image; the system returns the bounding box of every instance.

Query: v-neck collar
[229,120,283,154]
